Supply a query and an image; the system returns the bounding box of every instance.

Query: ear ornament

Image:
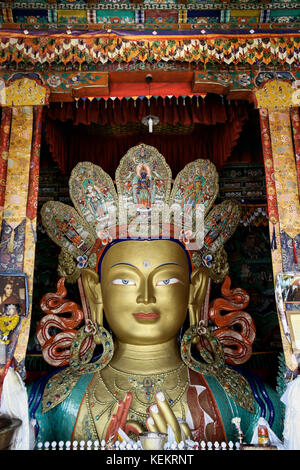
[180,321,255,414]
[69,320,114,375]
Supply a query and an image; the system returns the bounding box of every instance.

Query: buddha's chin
[107,313,183,345]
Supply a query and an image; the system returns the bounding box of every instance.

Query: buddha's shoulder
[29,368,96,415]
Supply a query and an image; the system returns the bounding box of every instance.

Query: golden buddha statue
[28,144,283,445]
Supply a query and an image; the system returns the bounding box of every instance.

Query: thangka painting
[280,274,300,304]
[0,273,28,368]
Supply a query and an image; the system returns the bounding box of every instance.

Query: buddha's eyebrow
[154,262,183,269]
[110,262,138,269]
[109,262,183,270]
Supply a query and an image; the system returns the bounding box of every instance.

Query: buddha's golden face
[99,240,190,345]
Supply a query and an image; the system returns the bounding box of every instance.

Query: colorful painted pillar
[0,76,49,393]
[255,79,300,373]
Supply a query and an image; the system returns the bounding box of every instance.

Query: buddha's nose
[136,278,156,304]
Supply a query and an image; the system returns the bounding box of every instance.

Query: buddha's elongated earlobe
[188,267,209,327]
[81,267,104,327]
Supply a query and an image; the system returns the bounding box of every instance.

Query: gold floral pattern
[4,77,49,106]
[255,80,294,110]
[268,110,300,240]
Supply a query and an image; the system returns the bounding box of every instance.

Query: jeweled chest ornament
[142,377,153,398]
[102,364,188,414]
[128,376,162,403]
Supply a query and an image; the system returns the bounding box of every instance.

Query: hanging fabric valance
[47,95,234,127]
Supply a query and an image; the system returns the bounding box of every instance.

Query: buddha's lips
[132,312,160,320]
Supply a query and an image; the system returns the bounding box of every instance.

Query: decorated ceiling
[0,0,299,31]
[0,1,299,97]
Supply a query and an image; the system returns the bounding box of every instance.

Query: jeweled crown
[41,143,241,282]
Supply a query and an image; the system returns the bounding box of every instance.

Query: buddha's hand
[105,392,144,443]
[146,392,192,443]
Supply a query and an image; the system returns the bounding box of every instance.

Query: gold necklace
[111,364,184,405]
[96,364,188,419]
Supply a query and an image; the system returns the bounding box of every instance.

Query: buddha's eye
[111,279,136,286]
[156,278,181,286]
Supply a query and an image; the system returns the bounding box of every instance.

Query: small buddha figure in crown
[28,144,283,445]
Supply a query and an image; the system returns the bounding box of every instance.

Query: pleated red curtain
[44,95,250,176]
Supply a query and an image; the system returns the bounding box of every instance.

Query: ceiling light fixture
[141,74,159,133]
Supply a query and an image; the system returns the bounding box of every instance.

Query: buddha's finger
[145,416,159,433]
[155,392,182,442]
[149,404,168,434]
[179,421,193,440]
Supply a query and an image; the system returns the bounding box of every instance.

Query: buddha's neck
[110,337,182,375]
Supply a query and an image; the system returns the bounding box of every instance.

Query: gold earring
[69,319,114,375]
[180,321,255,414]
[180,320,224,373]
